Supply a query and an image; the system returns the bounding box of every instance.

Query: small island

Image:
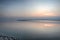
[16,19,31,21]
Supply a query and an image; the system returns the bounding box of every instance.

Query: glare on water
[1,20,60,38]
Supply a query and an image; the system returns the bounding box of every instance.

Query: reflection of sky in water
[1,20,60,38]
[2,21,60,35]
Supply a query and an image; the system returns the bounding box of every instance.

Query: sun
[31,5,57,17]
[32,1,58,17]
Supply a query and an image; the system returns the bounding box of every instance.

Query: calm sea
[0,20,60,40]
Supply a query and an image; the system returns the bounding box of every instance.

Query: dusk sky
[1,0,60,17]
[0,1,60,39]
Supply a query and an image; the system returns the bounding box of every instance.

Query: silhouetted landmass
[17,19,60,21]
[17,19,30,21]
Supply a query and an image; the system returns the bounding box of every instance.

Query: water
[0,20,60,40]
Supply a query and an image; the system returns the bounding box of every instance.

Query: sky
[1,0,60,17]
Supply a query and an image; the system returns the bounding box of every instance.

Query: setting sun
[31,5,57,17]
[32,11,56,17]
